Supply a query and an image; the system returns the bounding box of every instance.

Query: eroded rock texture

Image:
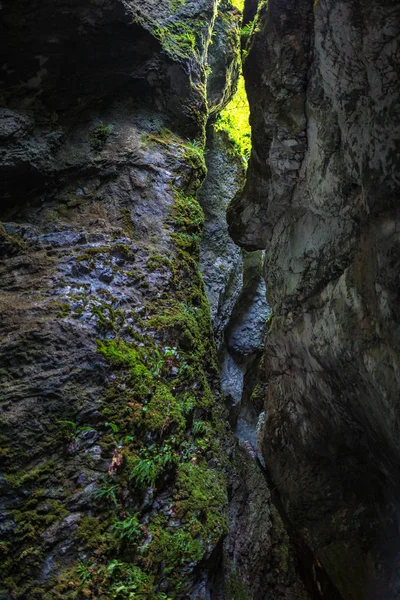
[199,127,244,352]
[0,1,243,597]
[198,126,310,600]
[228,0,400,598]
[0,0,314,598]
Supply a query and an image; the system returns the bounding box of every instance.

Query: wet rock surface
[228,0,400,597]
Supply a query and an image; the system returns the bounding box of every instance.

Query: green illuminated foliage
[230,0,245,10]
[214,74,251,163]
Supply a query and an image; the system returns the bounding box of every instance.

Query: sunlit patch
[214,74,251,163]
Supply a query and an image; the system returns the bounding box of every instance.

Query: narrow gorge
[0,0,399,599]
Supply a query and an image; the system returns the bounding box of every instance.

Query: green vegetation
[143,128,207,192]
[174,462,228,543]
[230,0,245,10]
[240,20,255,44]
[240,0,269,57]
[53,560,171,600]
[112,513,141,541]
[214,74,251,162]
[147,253,173,272]
[42,142,228,598]
[153,21,199,60]
[0,223,25,252]
[225,570,252,600]
[89,122,113,150]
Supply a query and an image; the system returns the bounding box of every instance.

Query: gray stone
[228,0,400,596]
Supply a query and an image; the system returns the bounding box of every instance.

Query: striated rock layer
[228,0,400,598]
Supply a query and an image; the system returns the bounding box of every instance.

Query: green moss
[91,303,125,334]
[13,92,231,599]
[144,130,206,193]
[89,122,113,150]
[139,461,228,590]
[147,254,173,272]
[141,384,186,434]
[225,570,252,600]
[76,516,112,550]
[144,515,203,574]
[12,498,69,543]
[5,459,57,488]
[57,303,71,318]
[0,223,25,252]
[76,245,111,261]
[170,0,184,12]
[270,505,290,573]
[183,140,207,190]
[97,340,153,396]
[153,22,197,60]
[120,207,135,236]
[0,495,69,597]
[174,461,228,543]
[171,191,205,231]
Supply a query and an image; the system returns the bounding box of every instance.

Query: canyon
[0,0,399,598]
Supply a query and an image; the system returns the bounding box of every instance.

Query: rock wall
[0,1,240,597]
[199,127,312,600]
[228,0,400,597]
[199,126,244,352]
[0,0,313,598]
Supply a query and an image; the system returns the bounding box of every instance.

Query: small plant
[130,457,158,488]
[76,560,93,584]
[164,346,178,358]
[89,122,113,150]
[130,445,178,489]
[95,483,119,507]
[192,421,208,436]
[184,138,205,168]
[240,20,255,43]
[112,513,141,541]
[152,22,197,60]
[150,348,164,378]
[57,420,95,436]
[57,420,96,453]
[179,393,196,415]
[105,422,134,448]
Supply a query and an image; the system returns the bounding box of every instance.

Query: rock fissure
[1,0,400,598]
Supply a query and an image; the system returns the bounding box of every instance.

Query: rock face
[199,127,244,352]
[0,0,314,598]
[228,0,400,597]
[199,129,310,600]
[0,1,244,597]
